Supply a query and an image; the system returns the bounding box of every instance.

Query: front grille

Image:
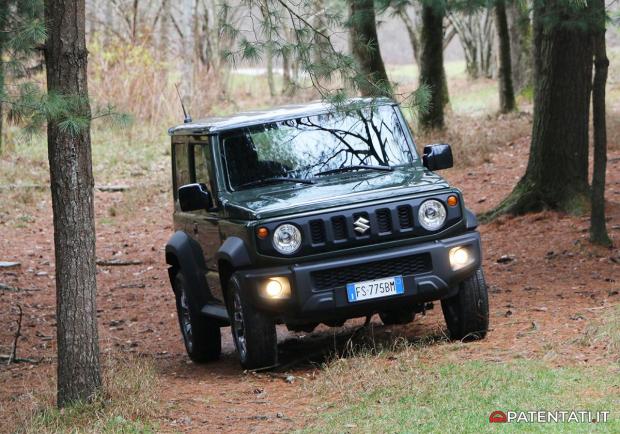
[397,205,413,229]
[332,216,347,240]
[311,253,432,290]
[309,219,326,244]
[376,208,392,233]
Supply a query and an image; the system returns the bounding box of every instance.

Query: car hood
[220,166,452,220]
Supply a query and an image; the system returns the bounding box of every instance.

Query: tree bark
[282,45,293,96]
[44,0,101,406]
[495,0,516,113]
[0,4,6,155]
[487,0,593,217]
[348,0,392,97]
[0,45,4,156]
[419,3,445,130]
[506,0,531,94]
[590,0,611,246]
[397,8,420,65]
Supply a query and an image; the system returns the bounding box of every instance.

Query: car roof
[168,97,396,136]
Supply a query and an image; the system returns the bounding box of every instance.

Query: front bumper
[236,231,482,322]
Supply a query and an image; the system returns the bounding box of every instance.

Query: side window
[174,143,190,194]
[192,144,211,186]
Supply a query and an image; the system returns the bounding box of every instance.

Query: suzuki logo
[353,216,370,234]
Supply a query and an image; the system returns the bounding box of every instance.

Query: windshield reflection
[221,105,415,190]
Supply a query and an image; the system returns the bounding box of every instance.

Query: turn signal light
[257,227,269,239]
[447,195,458,207]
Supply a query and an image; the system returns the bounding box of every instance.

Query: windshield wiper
[315,165,393,177]
[236,177,314,190]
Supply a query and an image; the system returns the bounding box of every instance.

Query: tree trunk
[448,9,494,80]
[159,0,171,57]
[44,0,101,407]
[495,0,516,113]
[488,0,593,217]
[131,0,139,44]
[397,9,420,65]
[266,47,275,98]
[419,3,445,130]
[0,46,4,156]
[506,0,531,94]
[0,5,6,155]
[348,0,391,97]
[590,0,611,246]
[282,46,293,96]
[313,0,328,65]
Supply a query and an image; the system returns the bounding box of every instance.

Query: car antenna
[175,83,192,124]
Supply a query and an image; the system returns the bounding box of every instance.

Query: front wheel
[441,268,489,341]
[227,275,278,370]
[174,271,221,363]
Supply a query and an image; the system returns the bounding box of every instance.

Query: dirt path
[0,137,618,433]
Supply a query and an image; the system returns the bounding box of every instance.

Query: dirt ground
[0,132,619,433]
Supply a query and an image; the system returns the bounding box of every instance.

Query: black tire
[174,271,221,363]
[441,268,489,341]
[227,275,278,370]
[379,310,414,326]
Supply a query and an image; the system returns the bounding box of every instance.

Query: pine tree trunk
[590,0,611,246]
[266,47,275,98]
[495,0,516,113]
[0,6,5,155]
[0,52,4,156]
[506,1,531,94]
[44,0,101,407]
[348,0,391,97]
[488,0,593,217]
[419,3,445,130]
[282,47,293,96]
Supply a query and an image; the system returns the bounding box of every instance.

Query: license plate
[346,276,404,303]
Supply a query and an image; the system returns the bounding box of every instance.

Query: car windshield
[220,105,416,190]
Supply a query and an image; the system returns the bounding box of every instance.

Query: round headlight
[418,199,447,231]
[272,224,302,254]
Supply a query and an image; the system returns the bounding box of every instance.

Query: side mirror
[178,183,214,212]
[423,143,453,171]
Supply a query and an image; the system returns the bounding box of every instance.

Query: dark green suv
[165,98,489,369]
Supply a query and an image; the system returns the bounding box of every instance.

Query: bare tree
[447,6,495,79]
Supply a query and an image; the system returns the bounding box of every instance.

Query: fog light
[261,277,291,299]
[265,279,283,297]
[449,246,474,271]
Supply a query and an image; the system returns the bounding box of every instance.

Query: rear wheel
[174,271,221,363]
[441,268,489,341]
[227,275,277,370]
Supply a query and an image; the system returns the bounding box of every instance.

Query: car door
[187,141,224,301]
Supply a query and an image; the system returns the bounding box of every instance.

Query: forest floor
[1,61,620,431]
